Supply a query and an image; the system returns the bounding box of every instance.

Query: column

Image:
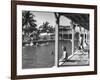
[71,21,74,55]
[54,13,60,67]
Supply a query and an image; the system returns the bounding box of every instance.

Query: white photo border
[17,4,95,76]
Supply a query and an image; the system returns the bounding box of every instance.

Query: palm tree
[42,21,49,33]
[48,26,55,33]
[39,21,54,33]
[39,22,55,41]
[22,11,37,34]
[22,11,37,42]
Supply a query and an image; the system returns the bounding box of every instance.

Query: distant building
[39,32,55,40]
[59,25,89,42]
[59,25,72,40]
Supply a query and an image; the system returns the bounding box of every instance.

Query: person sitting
[59,46,68,62]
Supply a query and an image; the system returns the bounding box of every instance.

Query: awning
[59,13,89,30]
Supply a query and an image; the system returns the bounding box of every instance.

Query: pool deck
[59,50,89,66]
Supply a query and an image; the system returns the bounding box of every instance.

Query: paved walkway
[59,50,89,66]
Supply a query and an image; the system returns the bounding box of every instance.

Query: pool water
[22,42,55,69]
[22,40,73,69]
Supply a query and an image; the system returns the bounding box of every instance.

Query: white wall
[0,0,99,80]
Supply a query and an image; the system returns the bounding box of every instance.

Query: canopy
[59,13,89,30]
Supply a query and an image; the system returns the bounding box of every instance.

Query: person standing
[79,34,84,50]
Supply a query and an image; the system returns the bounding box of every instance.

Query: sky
[31,11,71,28]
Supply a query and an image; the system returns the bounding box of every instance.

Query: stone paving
[59,50,89,66]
